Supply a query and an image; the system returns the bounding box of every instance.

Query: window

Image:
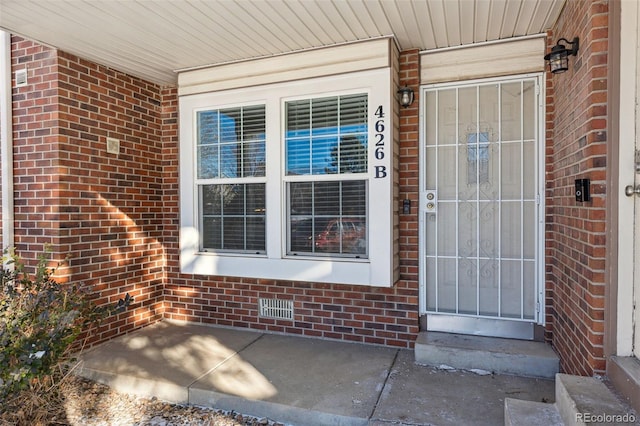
[285,94,368,257]
[196,106,266,253]
[179,68,395,286]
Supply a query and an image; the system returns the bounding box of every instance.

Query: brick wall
[545,0,609,376]
[398,50,420,289]
[11,36,165,344]
[8,36,422,349]
[161,50,422,348]
[11,38,59,256]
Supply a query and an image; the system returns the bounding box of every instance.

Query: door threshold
[425,313,536,340]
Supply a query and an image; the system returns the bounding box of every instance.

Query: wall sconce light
[397,86,414,108]
[544,37,579,74]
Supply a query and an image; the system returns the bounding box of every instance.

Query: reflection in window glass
[288,180,367,257]
[197,105,266,253]
[285,94,367,176]
[197,105,266,179]
[285,93,368,258]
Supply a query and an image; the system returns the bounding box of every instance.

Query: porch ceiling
[0,0,565,86]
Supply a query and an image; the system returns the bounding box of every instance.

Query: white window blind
[285,94,368,257]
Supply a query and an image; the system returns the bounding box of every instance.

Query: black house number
[373,105,387,179]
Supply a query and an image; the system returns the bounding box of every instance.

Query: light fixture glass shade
[401,91,411,105]
[397,87,414,107]
[548,50,569,74]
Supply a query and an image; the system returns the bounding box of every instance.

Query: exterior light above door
[397,86,414,107]
[544,37,579,74]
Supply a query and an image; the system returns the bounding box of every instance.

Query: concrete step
[504,398,562,426]
[608,356,640,413]
[504,373,638,426]
[555,373,637,426]
[414,331,559,378]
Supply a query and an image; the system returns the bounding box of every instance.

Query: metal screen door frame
[418,73,546,340]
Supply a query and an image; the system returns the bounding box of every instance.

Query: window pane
[286,100,310,137]
[197,105,265,179]
[198,145,219,180]
[246,217,266,251]
[223,217,245,250]
[200,183,266,253]
[334,135,367,173]
[202,217,222,249]
[243,141,266,177]
[288,180,367,257]
[340,94,368,127]
[198,110,220,145]
[341,180,366,216]
[285,94,368,176]
[314,181,340,216]
[312,96,338,134]
[312,136,336,174]
[286,138,312,176]
[289,181,312,215]
[201,183,222,215]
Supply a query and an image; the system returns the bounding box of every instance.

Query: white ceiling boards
[0,0,565,85]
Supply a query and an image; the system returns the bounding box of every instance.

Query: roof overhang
[0,0,565,85]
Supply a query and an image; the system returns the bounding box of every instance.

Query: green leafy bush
[0,247,132,400]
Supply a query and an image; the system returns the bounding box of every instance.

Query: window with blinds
[180,66,394,286]
[285,94,368,257]
[196,105,266,253]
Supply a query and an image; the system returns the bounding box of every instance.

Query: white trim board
[178,38,392,96]
[420,37,545,84]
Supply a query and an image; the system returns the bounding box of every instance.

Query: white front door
[630,3,640,359]
[419,75,544,340]
[617,0,640,359]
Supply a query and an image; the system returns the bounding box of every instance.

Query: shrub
[0,247,132,401]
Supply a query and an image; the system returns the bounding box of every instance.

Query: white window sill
[180,249,392,287]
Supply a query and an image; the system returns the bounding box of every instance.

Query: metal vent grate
[15,69,27,87]
[259,298,294,320]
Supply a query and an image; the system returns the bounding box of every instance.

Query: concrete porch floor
[77,321,555,426]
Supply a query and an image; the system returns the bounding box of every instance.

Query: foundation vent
[15,69,27,87]
[259,298,294,320]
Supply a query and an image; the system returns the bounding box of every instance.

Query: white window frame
[179,69,394,287]
[196,103,267,254]
[282,92,369,258]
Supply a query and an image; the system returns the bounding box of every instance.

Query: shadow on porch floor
[77,321,555,426]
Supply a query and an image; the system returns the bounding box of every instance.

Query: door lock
[424,190,437,212]
[625,185,640,197]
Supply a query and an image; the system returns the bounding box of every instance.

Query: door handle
[625,185,640,197]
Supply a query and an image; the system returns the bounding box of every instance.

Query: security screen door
[420,75,543,340]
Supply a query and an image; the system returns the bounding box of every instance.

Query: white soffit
[420,36,546,84]
[0,0,566,86]
[178,38,392,96]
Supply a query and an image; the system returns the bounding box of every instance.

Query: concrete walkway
[77,321,555,426]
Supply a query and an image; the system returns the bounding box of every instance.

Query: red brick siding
[9,37,422,348]
[11,36,165,345]
[398,50,420,284]
[161,51,422,348]
[545,0,609,376]
[11,38,60,256]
